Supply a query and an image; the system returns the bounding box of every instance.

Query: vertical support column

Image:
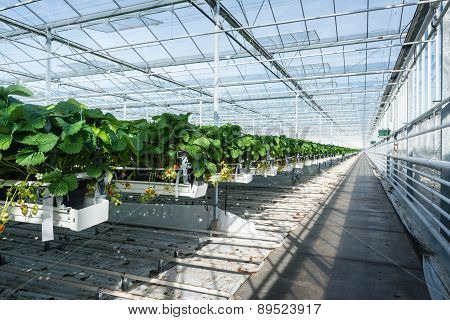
[252,117,255,135]
[319,116,322,143]
[330,123,333,144]
[427,24,432,110]
[123,97,127,120]
[295,92,299,138]
[406,74,415,202]
[145,107,149,122]
[386,153,391,180]
[212,2,221,226]
[45,29,52,105]
[415,46,420,118]
[199,98,203,127]
[393,136,399,186]
[213,0,220,127]
[435,5,442,101]
[421,33,426,115]
[440,8,449,240]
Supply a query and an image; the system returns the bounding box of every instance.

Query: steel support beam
[441,6,450,240]
[0,12,282,123]
[198,0,342,129]
[45,29,51,105]
[369,1,448,135]
[213,0,220,126]
[0,0,188,39]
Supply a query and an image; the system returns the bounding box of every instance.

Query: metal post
[393,136,399,186]
[330,123,333,144]
[224,182,228,214]
[45,29,52,105]
[212,0,220,227]
[213,0,220,126]
[252,117,255,135]
[295,92,299,138]
[435,6,442,101]
[145,107,149,122]
[386,153,391,179]
[123,98,127,120]
[212,183,219,223]
[427,24,432,109]
[440,8,449,240]
[406,74,414,201]
[199,98,203,126]
[319,116,322,143]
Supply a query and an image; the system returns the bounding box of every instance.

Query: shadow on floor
[235,155,430,300]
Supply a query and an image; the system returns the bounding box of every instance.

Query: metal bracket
[120,273,131,291]
[43,241,52,252]
[158,259,164,273]
[197,238,204,250]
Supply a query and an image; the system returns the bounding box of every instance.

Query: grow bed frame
[1,176,109,241]
[210,164,254,184]
[116,180,208,198]
[250,166,278,177]
[5,198,109,232]
[249,157,280,177]
[114,158,208,198]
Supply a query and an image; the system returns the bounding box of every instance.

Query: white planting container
[211,173,254,184]
[231,173,253,183]
[116,180,207,198]
[5,198,109,232]
[250,166,278,177]
[294,162,304,169]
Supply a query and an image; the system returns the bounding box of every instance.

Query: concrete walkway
[235,155,430,299]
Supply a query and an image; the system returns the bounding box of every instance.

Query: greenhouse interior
[0,0,448,301]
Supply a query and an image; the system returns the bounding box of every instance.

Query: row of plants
[0,85,358,231]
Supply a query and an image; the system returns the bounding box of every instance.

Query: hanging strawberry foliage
[0,85,358,230]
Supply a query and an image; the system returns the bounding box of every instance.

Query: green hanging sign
[378,129,390,137]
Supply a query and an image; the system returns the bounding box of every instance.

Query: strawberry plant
[0,84,358,231]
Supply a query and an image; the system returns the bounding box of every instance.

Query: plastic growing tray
[231,173,253,183]
[116,180,208,198]
[250,166,278,177]
[294,162,304,169]
[5,198,109,232]
[211,173,253,184]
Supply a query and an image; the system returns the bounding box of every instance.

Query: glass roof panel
[0,0,426,147]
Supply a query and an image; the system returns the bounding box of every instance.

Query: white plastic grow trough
[116,180,208,198]
[250,166,278,177]
[294,162,304,169]
[210,173,253,184]
[282,164,294,172]
[1,177,109,241]
[231,173,253,183]
[5,198,109,232]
